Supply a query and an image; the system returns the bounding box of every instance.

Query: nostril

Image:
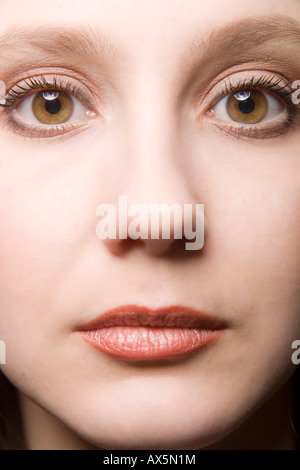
[102,233,205,258]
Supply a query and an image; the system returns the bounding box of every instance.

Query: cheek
[0,130,121,286]
[190,132,300,290]
[228,155,300,299]
[0,137,103,336]
[184,130,300,353]
[204,138,300,362]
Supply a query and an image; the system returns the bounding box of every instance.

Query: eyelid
[199,70,294,112]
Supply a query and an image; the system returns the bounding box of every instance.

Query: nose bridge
[126,78,177,159]
[120,76,192,206]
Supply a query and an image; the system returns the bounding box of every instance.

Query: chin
[51,390,239,450]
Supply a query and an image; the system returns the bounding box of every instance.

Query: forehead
[0,0,299,43]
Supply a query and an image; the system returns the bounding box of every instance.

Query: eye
[212,89,285,125]
[17,90,87,125]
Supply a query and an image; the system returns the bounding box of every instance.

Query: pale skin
[0,0,300,450]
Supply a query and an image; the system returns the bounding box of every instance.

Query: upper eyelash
[217,75,294,105]
[1,73,296,110]
[1,75,83,108]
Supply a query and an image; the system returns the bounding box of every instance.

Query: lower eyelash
[3,112,89,139]
[214,113,296,140]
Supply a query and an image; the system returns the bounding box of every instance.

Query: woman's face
[0,0,300,449]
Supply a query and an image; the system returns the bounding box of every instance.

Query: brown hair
[0,372,25,450]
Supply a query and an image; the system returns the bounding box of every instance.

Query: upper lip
[77,305,226,330]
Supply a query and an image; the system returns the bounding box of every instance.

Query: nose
[97,86,204,256]
[97,197,204,256]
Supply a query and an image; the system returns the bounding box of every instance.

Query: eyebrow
[0,26,121,79]
[0,15,300,79]
[185,15,300,70]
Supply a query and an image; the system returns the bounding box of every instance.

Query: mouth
[77,305,226,361]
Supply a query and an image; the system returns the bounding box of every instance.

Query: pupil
[45,98,62,115]
[238,97,255,115]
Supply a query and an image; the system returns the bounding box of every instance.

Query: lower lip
[80,326,222,360]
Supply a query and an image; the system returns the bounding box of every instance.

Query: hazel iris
[227,90,268,124]
[32,91,74,124]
